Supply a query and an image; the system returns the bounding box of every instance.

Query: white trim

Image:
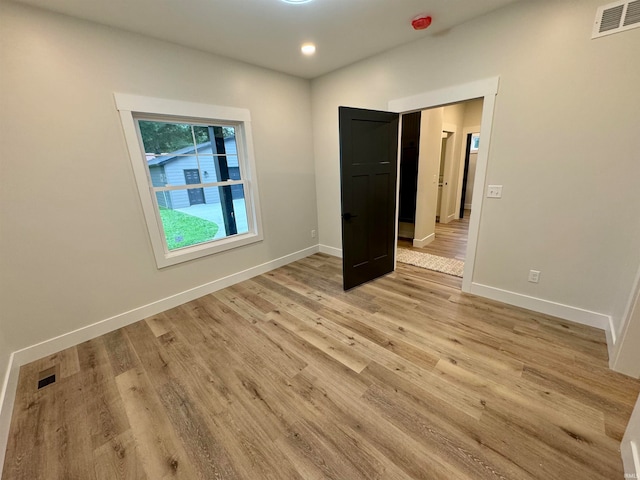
[389,77,499,114]
[388,77,499,294]
[114,93,264,268]
[319,244,342,258]
[11,245,318,367]
[413,233,435,248]
[114,93,251,122]
[605,315,617,361]
[0,353,18,474]
[612,262,640,370]
[0,245,319,474]
[623,439,640,480]
[393,118,404,272]
[469,282,610,330]
[446,214,456,222]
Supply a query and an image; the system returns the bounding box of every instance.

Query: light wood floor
[3,254,640,479]
[398,211,470,261]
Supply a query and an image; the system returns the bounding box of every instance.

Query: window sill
[156,231,264,268]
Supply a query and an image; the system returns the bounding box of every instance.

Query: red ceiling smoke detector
[411,15,432,31]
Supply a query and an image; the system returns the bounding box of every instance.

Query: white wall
[311,0,640,331]
[413,108,443,246]
[440,103,466,222]
[463,99,484,130]
[0,3,317,354]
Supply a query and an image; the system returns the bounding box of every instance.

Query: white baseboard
[0,244,319,473]
[0,353,18,473]
[469,282,610,331]
[464,203,472,210]
[622,440,640,480]
[11,245,319,367]
[606,316,617,365]
[319,244,342,258]
[413,233,435,248]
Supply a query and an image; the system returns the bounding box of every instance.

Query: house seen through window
[137,120,249,251]
[115,94,262,267]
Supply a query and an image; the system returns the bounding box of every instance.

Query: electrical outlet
[487,185,503,198]
[528,270,540,283]
[311,229,317,238]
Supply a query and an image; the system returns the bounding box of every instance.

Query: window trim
[115,93,263,268]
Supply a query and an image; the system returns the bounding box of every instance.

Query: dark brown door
[339,106,399,290]
[184,169,205,205]
[459,134,472,219]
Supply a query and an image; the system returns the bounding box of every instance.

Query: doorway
[389,77,499,292]
[396,99,484,280]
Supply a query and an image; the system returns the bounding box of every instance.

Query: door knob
[342,212,358,220]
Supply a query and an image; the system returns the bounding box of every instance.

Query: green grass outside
[159,207,219,250]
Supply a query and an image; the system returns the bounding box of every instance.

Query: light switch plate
[487,185,503,198]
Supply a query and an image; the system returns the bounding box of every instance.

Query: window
[470,133,480,153]
[115,94,263,268]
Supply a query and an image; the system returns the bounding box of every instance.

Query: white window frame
[115,93,263,268]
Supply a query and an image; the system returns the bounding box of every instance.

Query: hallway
[398,211,470,261]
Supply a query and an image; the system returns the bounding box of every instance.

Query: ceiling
[13,0,521,79]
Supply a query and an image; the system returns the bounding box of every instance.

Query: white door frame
[389,77,499,293]
[612,262,640,374]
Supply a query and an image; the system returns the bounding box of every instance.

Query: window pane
[198,156,220,183]
[226,156,241,180]
[156,184,249,251]
[222,129,238,155]
[139,121,194,155]
[193,125,211,153]
[229,184,249,235]
[148,165,168,187]
[192,126,238,153]
[156,191,219,251]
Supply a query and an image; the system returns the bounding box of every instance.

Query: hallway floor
[398,211,470,261]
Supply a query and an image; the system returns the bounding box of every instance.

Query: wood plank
[102,329,138,376]
[76,338,131,450]
[43,373,97,480]
[3,254,639,480]
[115,368,200,480]
[93,431,147,480]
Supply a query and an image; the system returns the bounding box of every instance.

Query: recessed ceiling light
[301,43,316,55]
[281,0,313,4]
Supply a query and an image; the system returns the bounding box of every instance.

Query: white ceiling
[14,0,521,79]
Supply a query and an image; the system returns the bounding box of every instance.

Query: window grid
[115,93,263,268]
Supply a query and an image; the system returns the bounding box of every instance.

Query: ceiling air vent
[593,0,640,38]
